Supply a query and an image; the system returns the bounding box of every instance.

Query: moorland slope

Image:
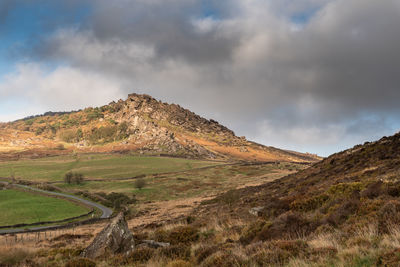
[188,131,400,266]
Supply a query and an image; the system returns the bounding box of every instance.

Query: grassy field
[0,154,220,182]
[57,162,306,203]
[0,189,90,226]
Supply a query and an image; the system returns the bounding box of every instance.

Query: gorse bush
[59,129,82,143]
[86,108,104,121]
[88,126,117,144]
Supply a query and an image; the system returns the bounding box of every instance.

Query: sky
[0,0,400,156]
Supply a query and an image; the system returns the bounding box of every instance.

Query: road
[0,184,113,234]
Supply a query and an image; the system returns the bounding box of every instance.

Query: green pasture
[0,189,90,226]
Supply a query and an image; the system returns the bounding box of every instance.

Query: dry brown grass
[0,245,36,266]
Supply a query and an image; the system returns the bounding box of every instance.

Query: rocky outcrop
[108,93,236,142]
[81,212,135,259]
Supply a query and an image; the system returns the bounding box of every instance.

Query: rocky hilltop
[0,93,320,162]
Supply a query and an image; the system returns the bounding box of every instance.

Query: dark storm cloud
[4,0,400,155]
[0,1,12,22]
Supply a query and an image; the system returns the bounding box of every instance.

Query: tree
[134,178,146,190]
[64,172,84,185]
[64,172,73,184]
[73,173,84,185]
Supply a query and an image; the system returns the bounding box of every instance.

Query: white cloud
[0,63,125,119]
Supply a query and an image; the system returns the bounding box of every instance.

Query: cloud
[0,63,125,119]
[2,0,400,156]
[0,1,13,23]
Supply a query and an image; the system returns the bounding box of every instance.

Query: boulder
[81,212,135,259]
[249,206,265,217]
[137,240,170,249]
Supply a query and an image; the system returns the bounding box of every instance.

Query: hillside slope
[181,132,400,266]
[0,93,319,162]
[199,132,399,237]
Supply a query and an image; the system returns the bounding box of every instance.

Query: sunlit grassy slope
[57,162,305,203]
[0,189,90,226]
[0,154,220,182]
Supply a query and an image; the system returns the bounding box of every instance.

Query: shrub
[202,251,245,267]
[0,248,33,266]
[271,240,309,256]
[103,192,136,209]
[387,182,400,197]
[128,247,154,263]
[59,129,80,143]
[378,249,400,266]
[24,118,35,126]
[250,248,291,266]
[261,197,291,219]
[134,178,146,190]
[194,245,219,264]
[328,182,364,197]
[154,228,169,243]
[361,181,384,199]
[257,212,316,241]
[65,258,96,267]
[291,194,329,212]
[76,128,83,140]
[377,200,400,233]
[309,246,338,261]
[117,122,130,139]
[167,226,199,245]
[88,126,118,144]
[240,220,269,245]
[157,244,191,260]
[50,123,60,134]
[63,119,80,127]
[86,109,104,121]
[166,259,192,267]
[221,189,239,208]
[35,126,45,135]
[326,199,359,226]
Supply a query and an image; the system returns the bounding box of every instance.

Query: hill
[0,93,320,163]
[188,131,400,266]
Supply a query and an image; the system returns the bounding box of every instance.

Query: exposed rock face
[81,212,135,259]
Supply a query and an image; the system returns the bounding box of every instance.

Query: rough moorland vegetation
[3,133,400,266]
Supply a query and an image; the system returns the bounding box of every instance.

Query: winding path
[0,184,113,235]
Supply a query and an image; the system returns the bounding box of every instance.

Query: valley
[1,94,399,267]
